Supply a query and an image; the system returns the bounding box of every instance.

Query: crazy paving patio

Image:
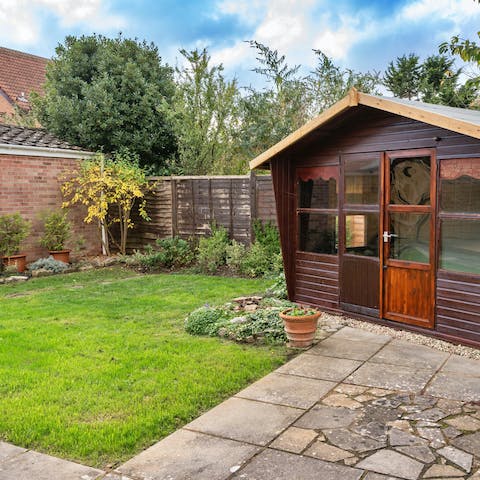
[1,325,480,480]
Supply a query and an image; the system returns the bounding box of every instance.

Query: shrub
[29,256,69,273]
[265,272,288,299]
[197,224,229,273]
[252,220,280,257]
[184,305,231,336]
[240,243,283,278]
[0,213,31,257]
[155,237,194,268]
[226,240,247,274]
[40,210,71,251]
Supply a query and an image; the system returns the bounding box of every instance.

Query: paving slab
[294,404,359,430]
[452,431,480,457]
[0,442,26,462]
[304,440,355,462]
[363,474,403,480]
[368,340,449,370]
[235,372,335,409]
[345,362,435,392]
[324,427,386,452]
[269,426,318,453]
[309,336,385,360]
[0,450,102,480]
[118,429,259,480]
[425,373,480,402]
[440,354,480,377]
[329,326,391,344]
[356,449,424,480]
[422,463,465,478]
[230,448,363,480]
[437,445,473,473]
[394,445,436,463]
[185,396,302,446]
[276,353,361,381]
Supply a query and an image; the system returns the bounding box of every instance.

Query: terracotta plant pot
[279,308,321,348]
[49,250,71,264]
[2,254,27,273]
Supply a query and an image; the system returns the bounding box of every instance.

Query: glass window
[390,156,431,206]
[440,159,480,213]
[440,219,480,274]
[389,212,430,263]
[298,177,337,209]
[345,158,379,205]
[345,214,379,257]
[298,213,338,254]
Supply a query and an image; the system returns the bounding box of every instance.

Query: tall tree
[172,48,242,175]
[33,34,176,172]
[384,53,421,100]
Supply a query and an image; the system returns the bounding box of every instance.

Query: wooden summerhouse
[250,89,480,347]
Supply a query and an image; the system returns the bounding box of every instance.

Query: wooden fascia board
[249,93,357,169]
[359,92,480,140]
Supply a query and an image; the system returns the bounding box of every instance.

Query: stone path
[1,325,480,479]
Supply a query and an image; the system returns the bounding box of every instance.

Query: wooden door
[380,149,436,328]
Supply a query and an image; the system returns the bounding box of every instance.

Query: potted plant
[279,306,321,348]
[0,213,31,273]
[40,210,72,263]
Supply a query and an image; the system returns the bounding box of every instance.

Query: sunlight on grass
[0,267,287,467]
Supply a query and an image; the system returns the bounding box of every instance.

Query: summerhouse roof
[249,88,480,169]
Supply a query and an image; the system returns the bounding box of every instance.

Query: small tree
[384,53,422,100]
[62,150,151,255]
[40,210,71,251]
[0,213,31,257]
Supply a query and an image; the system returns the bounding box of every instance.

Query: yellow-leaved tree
[62,150,151,255]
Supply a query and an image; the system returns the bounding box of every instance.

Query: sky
[0,0,479,88]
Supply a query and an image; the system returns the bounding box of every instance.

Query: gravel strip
[317,312,480,360]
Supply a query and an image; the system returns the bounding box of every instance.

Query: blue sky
[1,0,479,87]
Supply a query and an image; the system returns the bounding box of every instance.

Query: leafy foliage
[33,34,176,172]
[0,213,31,257]
[40,210,71,251]
[196,224,230,273]
[384,53,422,100]
[62,151,151,255]
[265,272,288,299]
[226,240,247,274]
[184,305,231,336]
[28,256,70,273]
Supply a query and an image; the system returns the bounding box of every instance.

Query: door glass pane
[346,213,379,257]
[389,212,430,262]
[298,177,337,209]
[390,156,431,205]
[440,219,480,274]
[298,213,338,254]
[440,159,480,213]
[345,158,379,204]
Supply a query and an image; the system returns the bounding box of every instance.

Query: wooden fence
[127,172,276,251]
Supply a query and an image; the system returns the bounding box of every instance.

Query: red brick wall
[0,153,100,261]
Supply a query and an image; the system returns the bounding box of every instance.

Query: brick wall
[0,153,100,261]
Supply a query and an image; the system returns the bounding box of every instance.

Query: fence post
[249,170,257,244]
[171,177,178,237]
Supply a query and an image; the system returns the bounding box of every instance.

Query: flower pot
[49,250,71,264]
[279,308,321,348]
[2,254,27,273]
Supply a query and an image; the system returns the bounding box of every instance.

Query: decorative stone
[4,275,28,282]
[324,428,386,453]
[372,397,403,409]
[244,304,258,312]
[394,445,435,463]
[436,399,463,416]
[356,450,423,480]
[270,427,318,454]
[416,428,445,447]
[403,408,447,422]
[343,456,359,466]
[445,415,480,432]
[388,428,426,447]
[322,393,362,410]
[423,464,465,478]
[452,431,480,457]
[442,426,462,440]
[305,440,355,462]
[353,421,388,442]
[387,420,413,432]
[437,446,473,473]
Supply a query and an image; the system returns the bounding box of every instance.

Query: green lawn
[0,267,287,468]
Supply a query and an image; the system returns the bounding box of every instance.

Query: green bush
[197,224,229,273]
[184,305,231,336]
[226,240,247,274]
[265,272,288,299]
[155,237,195,268]
[252,220,280,257]
[241,243,283,278]
[0,213,31,257]
[29,256,69,273]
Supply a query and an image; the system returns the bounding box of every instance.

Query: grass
[0,267,287,468]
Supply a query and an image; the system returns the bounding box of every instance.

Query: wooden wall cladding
[340,256,379,310]
[436,270,480,345]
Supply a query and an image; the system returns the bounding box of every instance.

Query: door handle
[383,231,398,243]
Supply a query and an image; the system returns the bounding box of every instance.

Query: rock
[355,394,377,403]
[388,428,426,447]
[442,426,462,440]
[445,415,480,432]
[322,393,363,410]
[229,316,249,324]
[368,388,394,397]
[437,446,473,473]
[403,408,447,422]
[416,427,446,447]
[343,456,359,466]
[356,450,423,480]
[452,431,480,457]
[386,420,413,432]
[436,399,464,416]
[334,384,368,395]
[5,275,28,283]
[244,304,258,312]
[324,428,386,453]
[423,464,465,478]
[394,445,436,463]
[305,440,355,462]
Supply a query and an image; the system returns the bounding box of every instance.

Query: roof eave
[0,142,93,159]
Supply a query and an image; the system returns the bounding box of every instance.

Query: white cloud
[0,0,125,45]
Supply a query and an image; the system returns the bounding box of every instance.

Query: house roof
[0,124,92,158]
[0,47,48,110]
[249,88,480,169]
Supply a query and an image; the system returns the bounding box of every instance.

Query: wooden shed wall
[271,106,480,346]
